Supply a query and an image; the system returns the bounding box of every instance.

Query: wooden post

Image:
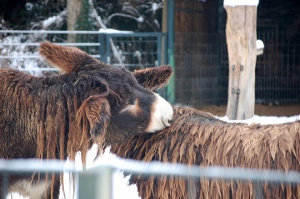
[67,0,82,42]
[224,1,259,120]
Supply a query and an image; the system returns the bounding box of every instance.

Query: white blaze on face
[145,93,173,133]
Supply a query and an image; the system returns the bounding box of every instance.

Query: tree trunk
[224,5,258,120]
[67,0,82,42]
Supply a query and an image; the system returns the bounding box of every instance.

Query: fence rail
[1,158,300,199]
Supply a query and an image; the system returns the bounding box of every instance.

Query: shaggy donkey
[104,67,300,199]
[0,42,173,199]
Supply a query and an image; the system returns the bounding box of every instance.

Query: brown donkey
[0,42,173,198]
[106,66,300,199]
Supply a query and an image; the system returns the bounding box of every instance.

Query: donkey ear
[39,41,98,74]
[76,95,111,138]
[132,65,173,91]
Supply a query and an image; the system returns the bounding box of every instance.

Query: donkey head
[39,41,173,143]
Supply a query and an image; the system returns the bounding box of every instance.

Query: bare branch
[89,0,124,66]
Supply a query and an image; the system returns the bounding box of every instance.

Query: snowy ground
[7,112,300,199]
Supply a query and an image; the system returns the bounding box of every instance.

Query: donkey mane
[105,105,300,198]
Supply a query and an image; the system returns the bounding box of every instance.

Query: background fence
[1,30,300,106]
[0,30,169,99]
[0,30,101,76]
[0,30,165,73]
[175,30,300,107]
[99,32,167,70]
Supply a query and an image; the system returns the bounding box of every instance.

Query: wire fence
[0,30,169,99]
[0,30,165,75]
[0,30,101,76]
[1,30,300,106]
[99,32,167,70]
[175,30,300,107]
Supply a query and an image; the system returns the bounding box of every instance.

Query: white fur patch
[145,93,173,133]
[119,99,141,116]
[9,179,51,199]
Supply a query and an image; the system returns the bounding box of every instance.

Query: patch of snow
[154,19,160,29]
[121,55,126,62]
[1,48,7,54]
[25,3,34,11]
[0,35,47,76]
[42,15,64,29]
[134,51,141,58]
[99,28,133,34]
[224,0,259,6]
[43,16,59,28]
[256,39,264,50]
[218,114,300,125]
[151,3,159,12]
[137,16,144,23]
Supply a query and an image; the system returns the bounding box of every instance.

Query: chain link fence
[175,30,300,107]
[1,29,300,106]
[0,30,165,74]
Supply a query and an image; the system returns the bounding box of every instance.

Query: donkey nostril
[162,117,172,127]
[168,119,173,124]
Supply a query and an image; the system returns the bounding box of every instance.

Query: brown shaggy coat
[106,104,300,198]
[0,42,173,198]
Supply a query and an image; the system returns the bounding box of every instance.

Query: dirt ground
[198,104,300,117]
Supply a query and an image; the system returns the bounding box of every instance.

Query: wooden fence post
[224,1,259,120]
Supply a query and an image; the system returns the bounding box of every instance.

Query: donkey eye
[120,98,139,115]
[123,95,133,107]
[129,94,135,104]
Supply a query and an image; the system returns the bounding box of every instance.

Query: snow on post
[256,39,264,55]
[224,0,259,6]
[224,0,259,120]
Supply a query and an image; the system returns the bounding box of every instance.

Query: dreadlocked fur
[133,65,173,92]
[105,105,300,199]
[106,66,300,199]
[0,42,174,199]
[0,44,111,199]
